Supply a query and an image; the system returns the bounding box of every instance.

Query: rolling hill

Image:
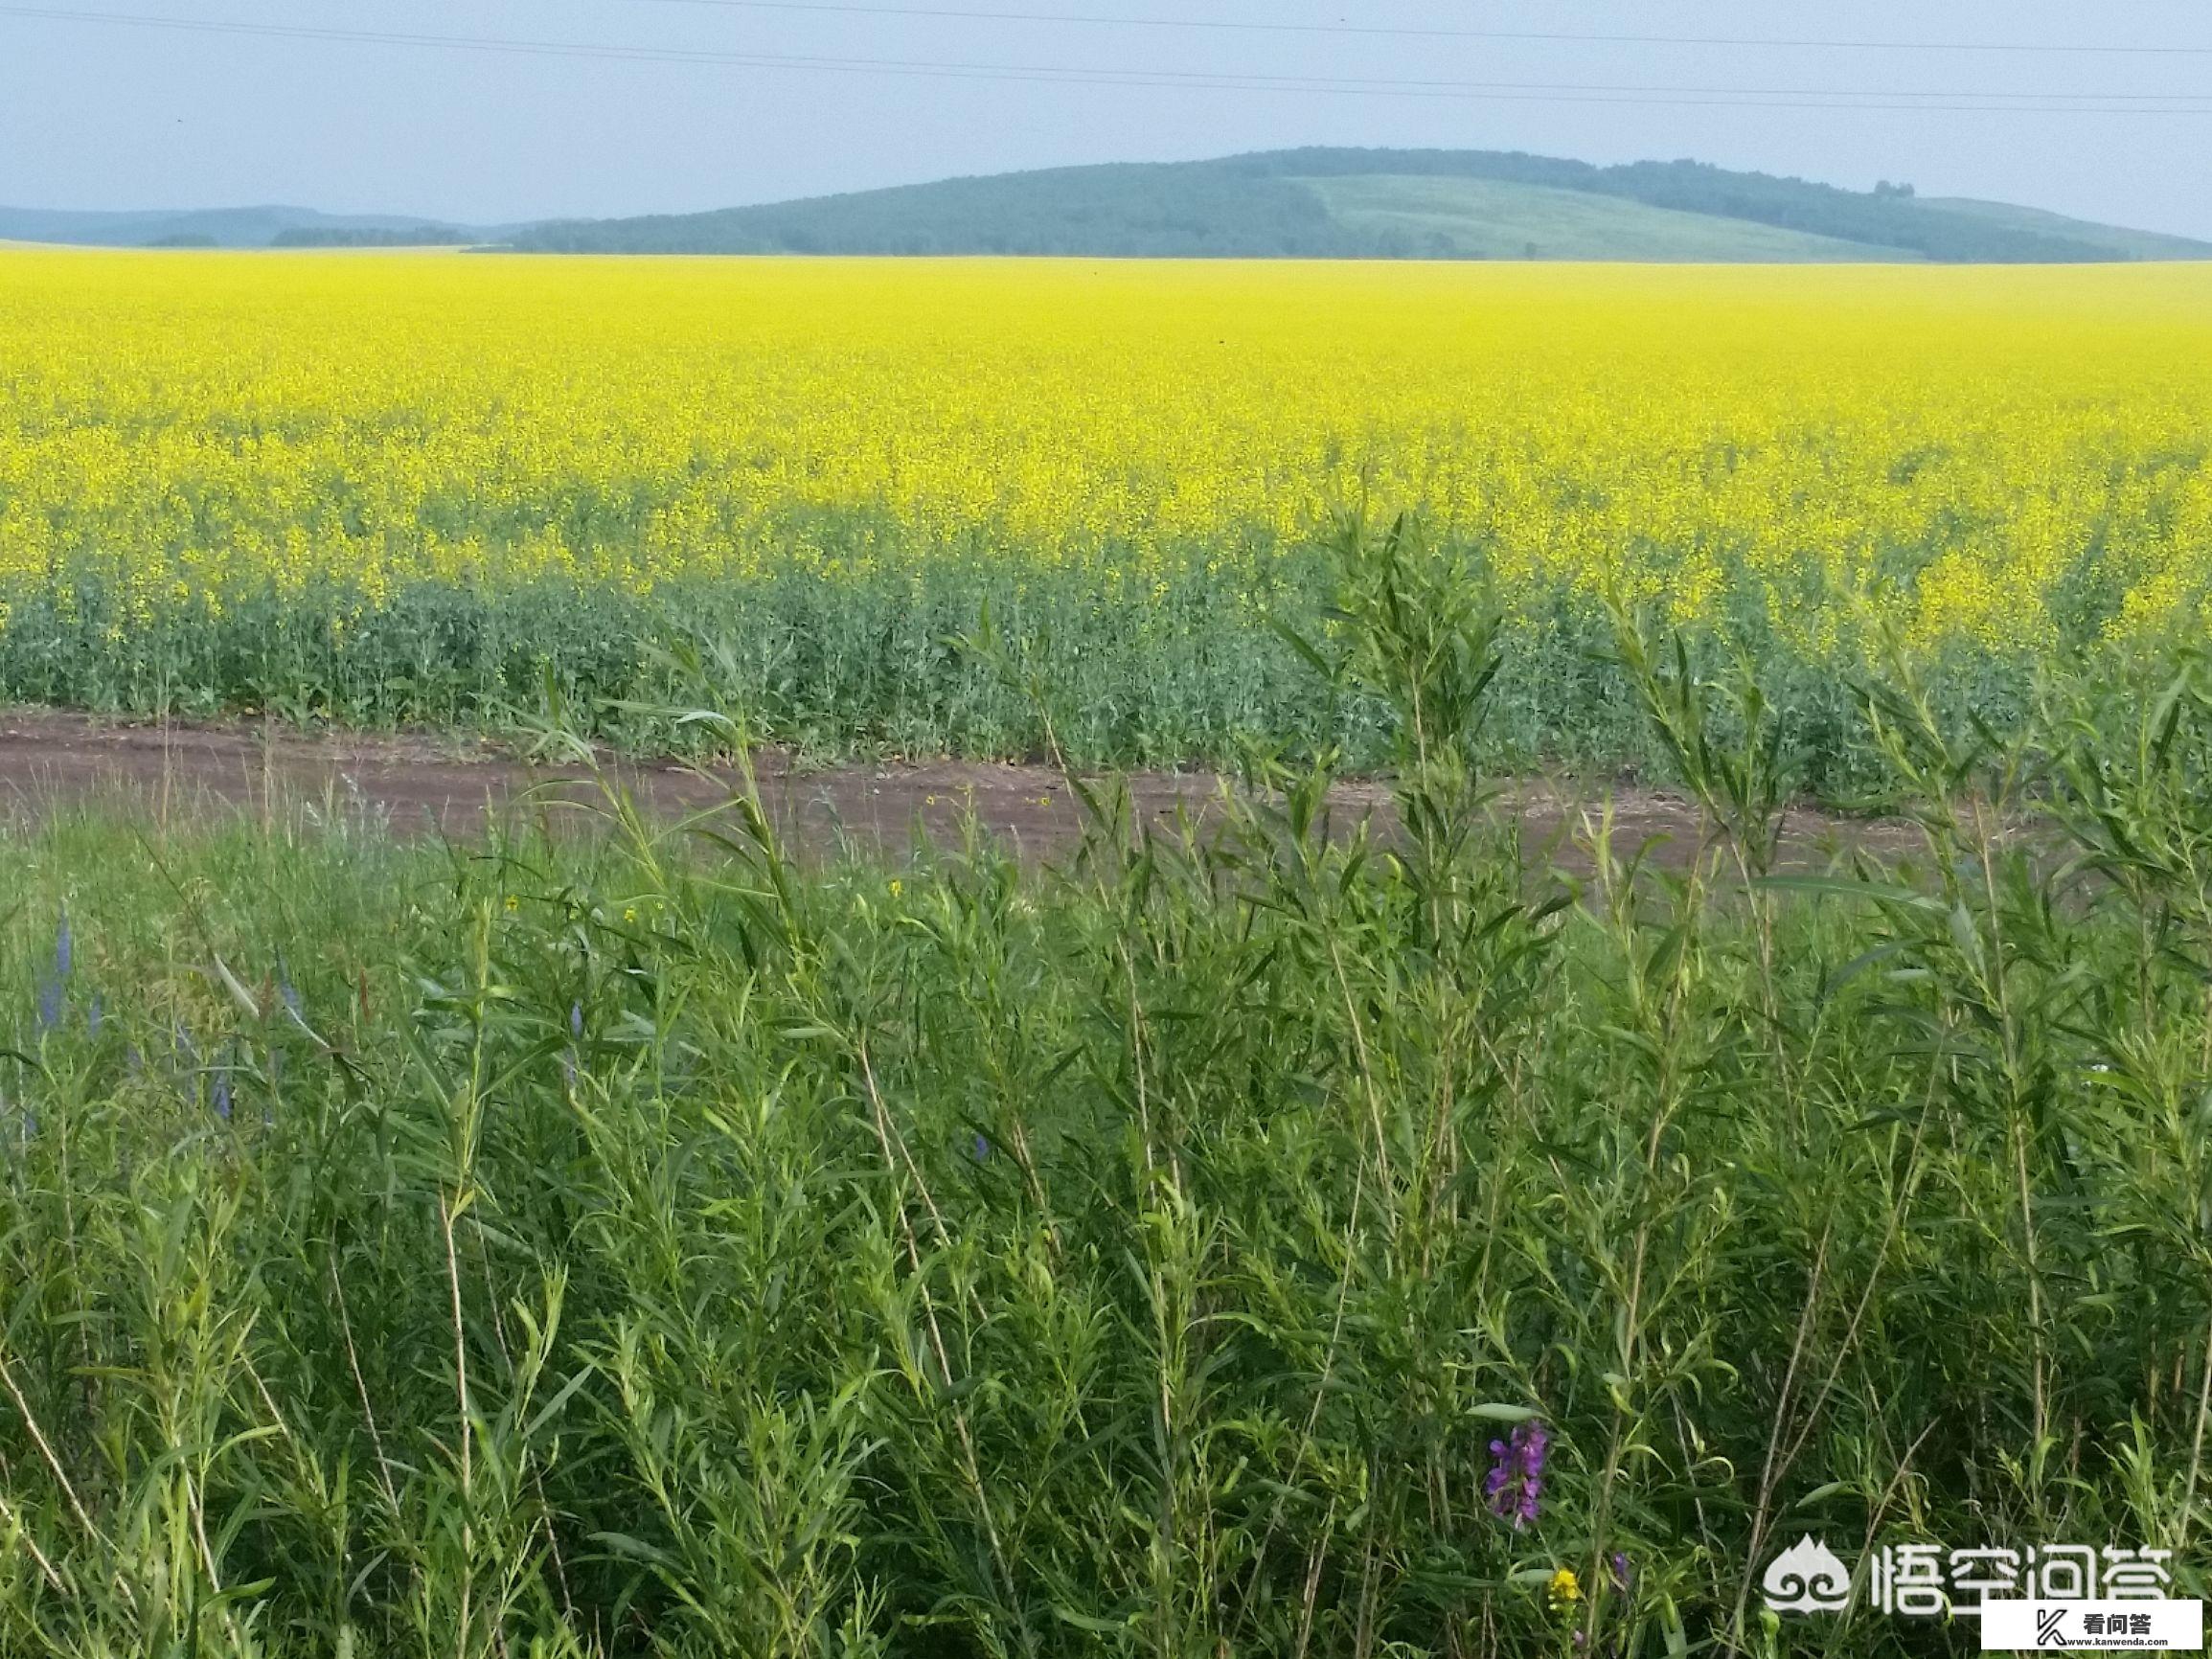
[507,148,2212,262]
[1301,175,1898,262]
[1917,197,2212,261]
[0,205,505,249]
[11,149,2208,261]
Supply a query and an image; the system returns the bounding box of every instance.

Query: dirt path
[0,709,1919,866]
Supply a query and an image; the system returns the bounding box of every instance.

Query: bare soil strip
[0,709,1920,866]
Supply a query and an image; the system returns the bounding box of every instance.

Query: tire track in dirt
[0,710,1921,867]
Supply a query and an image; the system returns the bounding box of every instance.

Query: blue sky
[4,0,2209,235]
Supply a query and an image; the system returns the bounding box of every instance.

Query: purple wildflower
[1483,1443,1510,1507]
[212,1052,234,1122]
[1608,1552,1633,1593]
[971,1132,991,1163]
[54,909,71,982]
[1484,1419,1550,1529]
[35,976,61,1033]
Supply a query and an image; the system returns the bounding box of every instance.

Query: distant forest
[508,148,2137,261]
[268,226,474,248]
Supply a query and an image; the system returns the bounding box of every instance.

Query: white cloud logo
[1763,1535,1854,1613]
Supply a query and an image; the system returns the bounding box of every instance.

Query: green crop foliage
[2,520,2211,1654]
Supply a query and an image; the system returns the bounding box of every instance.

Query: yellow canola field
[1,249,2208,655]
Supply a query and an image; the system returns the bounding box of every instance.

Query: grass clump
[3,521,2212,1655]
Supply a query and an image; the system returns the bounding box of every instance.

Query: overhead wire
[3,4,2210,112]
[592,0,2212,58]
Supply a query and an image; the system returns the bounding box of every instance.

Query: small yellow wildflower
[504,895,518,912]
[623,907,638,923]
[1547,1568,1581,1609]
[888,878,903,898]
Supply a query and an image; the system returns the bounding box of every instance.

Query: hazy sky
[5,0,2210,235]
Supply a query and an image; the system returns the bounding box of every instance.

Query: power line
[597,0,2212,57]
[5,4,2211,111]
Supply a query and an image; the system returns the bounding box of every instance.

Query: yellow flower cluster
[1,248,2207,658]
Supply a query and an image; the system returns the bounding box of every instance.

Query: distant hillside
[1302,176,1898,262]
[512,163,1363,258]
[1919,198,2212,261]
[508,148,2212,262]
[0,205,505,249]
[11,151,2207,261]
[269,226,476,248]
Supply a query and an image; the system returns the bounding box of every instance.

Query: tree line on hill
[266,225,476,247]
